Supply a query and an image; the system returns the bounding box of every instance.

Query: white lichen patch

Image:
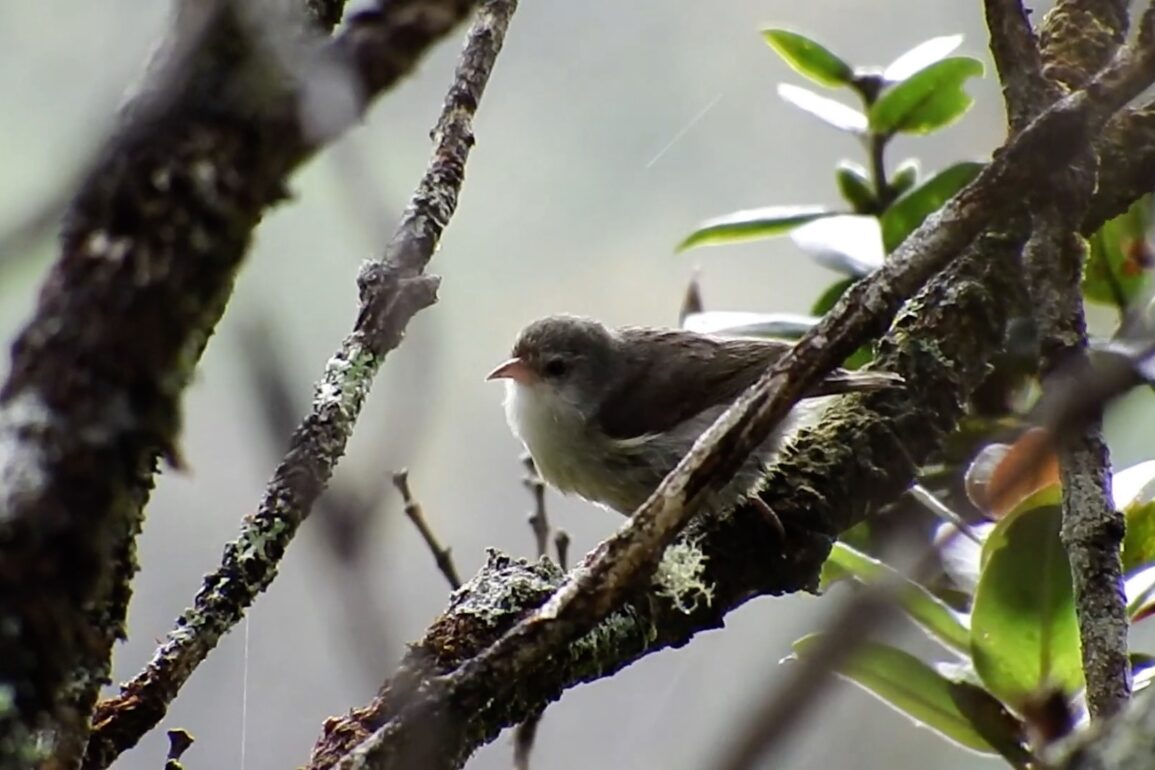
[191,159,218,191]
[315,340,378,420]
[653,539,714,614]
[84,231,131,262]
[0,392,53,521]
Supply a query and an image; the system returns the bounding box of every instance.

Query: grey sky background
[5,1,1153,768]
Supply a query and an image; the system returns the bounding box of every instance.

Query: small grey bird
[487,315,900,523]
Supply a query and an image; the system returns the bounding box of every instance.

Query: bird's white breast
[503,381,634,509]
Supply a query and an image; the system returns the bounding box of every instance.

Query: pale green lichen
[571,604,651,668]
[653,539,714,614]
[315,340,379,421]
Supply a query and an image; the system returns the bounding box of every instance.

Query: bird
[486,315,901,529]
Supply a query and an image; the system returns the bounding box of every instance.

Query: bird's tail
[808,368,904,397]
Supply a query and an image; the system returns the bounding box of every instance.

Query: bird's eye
[542,357,569,378]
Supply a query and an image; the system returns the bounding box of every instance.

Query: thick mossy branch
[1085,106,1155,230]
[0,2,480,767]
[1041,0,1129,89]
[304,238,1019,770]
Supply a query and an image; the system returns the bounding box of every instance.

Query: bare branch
[522,454,550,559]
[554,530,571,571]
[396,470,462,590]
[80,0,512,765]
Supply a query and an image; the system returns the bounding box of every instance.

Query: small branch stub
[394,469,462,590]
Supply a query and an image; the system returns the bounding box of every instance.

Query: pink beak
[486,357,536,384]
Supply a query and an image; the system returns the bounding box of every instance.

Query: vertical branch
[983,0,1139,719]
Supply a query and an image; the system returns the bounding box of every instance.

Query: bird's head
[486,315,620,419]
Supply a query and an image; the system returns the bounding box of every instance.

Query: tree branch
[1024,0,1136,720]
[80,1,516,767]
[298,18,1155,768]
[305,233,1022,770]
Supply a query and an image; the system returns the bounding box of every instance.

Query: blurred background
[3,1,1153,768]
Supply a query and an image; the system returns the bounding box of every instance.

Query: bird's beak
[486,357,535,384]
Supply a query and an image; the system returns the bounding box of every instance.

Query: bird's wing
[595,328,901,440]
[595,329,779,440]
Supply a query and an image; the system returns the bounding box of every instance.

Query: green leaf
[881,161,984,252]
[824,543,971,652]
[790,215,884,275]
[835,162,876,213]
[1125,564,1155,620]
[763,29,855,88]
[869,57,984,135]
[971,504,1083,704]
[883,35,964,82]
[777,84,869,134]
[889,159,920,198]
[1125,501,1155,574]
[1116,460,1155,573]
[677,206,834,252]
[1084,193,1152,309]
[791,635,1000,754]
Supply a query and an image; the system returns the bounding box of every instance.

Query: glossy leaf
[791,635,1000,754]
[869,57,984,135]
[778,84,869,134]
[824,543,970,652]
[681,311,818,339]
[1084,193,1152,308]
[936,520,996,597]
[763,29,855,88]
[971,504,1083,704]
[790,215,885,275]
[1117,460,1155,572]
[1125,564,1155,620]
[881,161,984,253]
[883,35,965,82]
[1125,504,1155,575]
[835,162,876,213]
[1133,653,1155,693]
[889,159,920,199]
[677,206,834,251]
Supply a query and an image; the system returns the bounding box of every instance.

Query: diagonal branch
[81,0,518,767]
[305,233,1022,770]
[305,24,1155,769]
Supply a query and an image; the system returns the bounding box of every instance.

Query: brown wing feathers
[594,328,899,440]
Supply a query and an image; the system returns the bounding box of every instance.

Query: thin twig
[163,729,194,770]
[512,711,543,770]
[513,453,552,769]
[522,454,550,559]
[395,470,461,590]
[554,530,571,571]
[81,0,500,765]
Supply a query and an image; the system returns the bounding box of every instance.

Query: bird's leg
[750,497,786,539]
